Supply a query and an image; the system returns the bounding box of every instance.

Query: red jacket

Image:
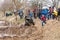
[41,16,46,21]
[33,9,36,13]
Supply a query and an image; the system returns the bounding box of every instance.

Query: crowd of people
[25,6,60,26]
[5,6,60,27]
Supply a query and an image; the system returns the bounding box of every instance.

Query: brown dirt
[0,18,60,40]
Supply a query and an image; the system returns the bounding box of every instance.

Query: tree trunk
[15,14,17,21]
[3,10,5,16]
[14,11,18,22]
[13,0,18,22]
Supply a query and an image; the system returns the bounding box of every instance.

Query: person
[25,15,35,26]
[41,15,46,26]
[6,12,12,17]
[29,11,33,17]
[18,9,24,19]
[53,10,58,20]
[58,8,60,21]
[6,13,8,17]
[41,8,49,20]
[14,9,17,15]
[45,8,49,20]
[33,9,36,19]
[33,8,38,19]
[38,9,42,19]
[49,7,53,19]
[58,8,60,16]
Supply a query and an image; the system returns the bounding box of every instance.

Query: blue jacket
[41,9,49,15]
[18,10,23,15]
[29,12,33,17]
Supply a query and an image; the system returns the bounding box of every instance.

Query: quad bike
[25,16,35,26]
[6,13,12,17]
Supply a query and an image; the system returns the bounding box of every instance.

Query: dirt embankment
[0,19,60,40]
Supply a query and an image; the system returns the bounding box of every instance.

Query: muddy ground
[0,18,60,40]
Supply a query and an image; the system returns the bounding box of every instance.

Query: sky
[0,0,4,3]
[0,0,4,7]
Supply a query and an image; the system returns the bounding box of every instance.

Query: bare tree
[12,0,22,21]
[0,0,22,21]
[0,0,13,16]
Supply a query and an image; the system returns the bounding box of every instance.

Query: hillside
[0,18,60,40]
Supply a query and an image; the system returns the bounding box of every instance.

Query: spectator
[41,8,49,20]
[38,9,42,19]
[58,8,60,16]
[49,7,53,19]
[41,15,46,26]
[29,11,33,17]
[58,8,60,21]
[53,10,58,20]
[18,9,24,19]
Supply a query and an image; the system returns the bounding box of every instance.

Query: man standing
[49,7,53,19]
[18,9,24,19]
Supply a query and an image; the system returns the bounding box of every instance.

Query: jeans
[42,21,46,26]
[46,14,49,20]
[47,14,51,20]
[49,14,53,19]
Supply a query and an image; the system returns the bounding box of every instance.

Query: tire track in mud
[19,18,43,40]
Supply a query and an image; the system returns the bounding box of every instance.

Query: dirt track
[0,18,60,40]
